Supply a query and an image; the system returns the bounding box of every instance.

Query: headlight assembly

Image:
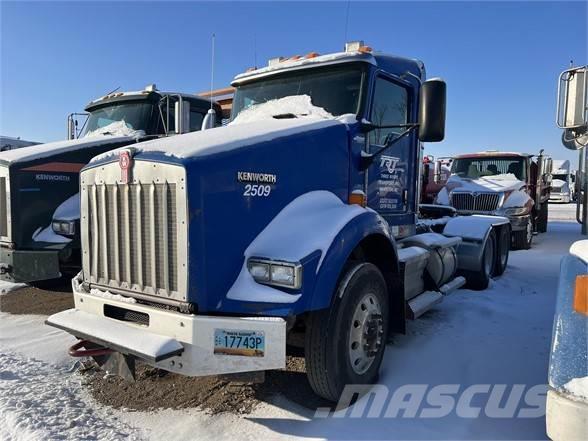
[504,207,529,216]
[52,220,76,236]
[248,258,302,290]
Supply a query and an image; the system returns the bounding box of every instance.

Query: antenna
[343,1,351,44]
[210,33,215,111]
[253,33,257,69]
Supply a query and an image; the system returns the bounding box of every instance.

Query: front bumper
[0,246,60,283]
[549,193,571,203]
[46,280,287,376]
[546,389,588,441]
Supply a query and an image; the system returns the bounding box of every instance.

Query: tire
[305,262,389,402]
[494,226,510,276]
[512,217,533,250]
[466,229,497,290]
[537,203,548,233]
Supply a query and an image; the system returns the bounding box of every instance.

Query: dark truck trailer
[0,85,221,285]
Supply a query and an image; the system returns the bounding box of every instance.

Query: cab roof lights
[266,41,372,67]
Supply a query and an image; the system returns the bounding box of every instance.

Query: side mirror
[174,99,191,134]
[418,78,446,142]
[201,108,217,131]
[557,66,587,129]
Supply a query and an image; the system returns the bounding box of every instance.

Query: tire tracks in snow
[0,352,142,441]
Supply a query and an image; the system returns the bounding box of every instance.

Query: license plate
[214,329,265,357]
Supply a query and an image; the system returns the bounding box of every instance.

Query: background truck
[550,159,574,203]
[48,42,511,402]
[546,64,588,441]
[0,136,40,152]
[434,150,552,249]
[0,85,221,286]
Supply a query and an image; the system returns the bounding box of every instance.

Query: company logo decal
[119,150,133,184]
[237,171,277,184]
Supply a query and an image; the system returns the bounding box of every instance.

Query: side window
[189,110,204,132]
[370,77,408,146]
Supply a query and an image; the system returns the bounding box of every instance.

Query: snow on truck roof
[453,151,531,159]
[232,50,425,85]
[86,89,215,111]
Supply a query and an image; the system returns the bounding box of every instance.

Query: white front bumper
[546,389,588,441]
[46,287,286,377]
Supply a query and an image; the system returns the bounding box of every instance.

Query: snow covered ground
[0,203,583,440]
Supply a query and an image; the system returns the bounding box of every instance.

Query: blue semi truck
[47,42,511,401]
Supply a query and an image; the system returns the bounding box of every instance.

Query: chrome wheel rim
[348,293,384,375]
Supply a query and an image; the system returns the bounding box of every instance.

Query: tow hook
[68,340,114,357]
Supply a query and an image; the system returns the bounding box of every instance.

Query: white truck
[550,159,574,203]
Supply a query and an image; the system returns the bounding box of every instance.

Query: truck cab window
[370,77,408,146]
[189,110,204,132]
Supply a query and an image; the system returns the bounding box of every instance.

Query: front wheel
[512,217,533,250]
[537,204,548,233]
[305,262,389,402]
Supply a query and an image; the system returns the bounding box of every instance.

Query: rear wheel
[494,226,510,276]
[305,262,389,402]
[466,230,496,290]
[512,218,533,250]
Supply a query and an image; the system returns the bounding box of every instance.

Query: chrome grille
[81,161,188,302]
[450,192,501,213]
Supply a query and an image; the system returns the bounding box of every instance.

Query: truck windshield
[231,65,365,119]
[82,102,153,136]
[451,157,527,181]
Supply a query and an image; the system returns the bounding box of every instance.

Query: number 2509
[243,184,271,197]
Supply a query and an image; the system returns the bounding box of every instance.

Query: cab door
[366,73,416,235]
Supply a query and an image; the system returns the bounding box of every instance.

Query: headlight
[504,207,529,216]
[52,220,76,236]
[247,259,302,289]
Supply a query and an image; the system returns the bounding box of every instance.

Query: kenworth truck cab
[47,42,511,402]
[0,85,221,285]
[435,150,552,250]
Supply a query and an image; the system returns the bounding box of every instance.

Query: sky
[1,1,586,165]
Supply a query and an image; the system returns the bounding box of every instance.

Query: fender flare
[308,210,399,311]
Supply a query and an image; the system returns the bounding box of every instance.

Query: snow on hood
[230,95,334,125]
[53,193,80,221]
[445,173,524,193]
[91,117,344,163]
[570,240,588,265]
[0,135,135,165]
[83,120,145,139]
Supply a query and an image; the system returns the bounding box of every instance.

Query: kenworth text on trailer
[0,85,221,286]
[47,42,511,401]
[434,150,552,249]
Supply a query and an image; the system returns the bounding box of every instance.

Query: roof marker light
[268,57,285,67]
[305,52,319,59]
[345,41,364,52]
[289,55,302,61]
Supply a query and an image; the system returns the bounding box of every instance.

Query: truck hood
[444,173,525,194]
[0,135,137,166]
[91,115,351,164]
